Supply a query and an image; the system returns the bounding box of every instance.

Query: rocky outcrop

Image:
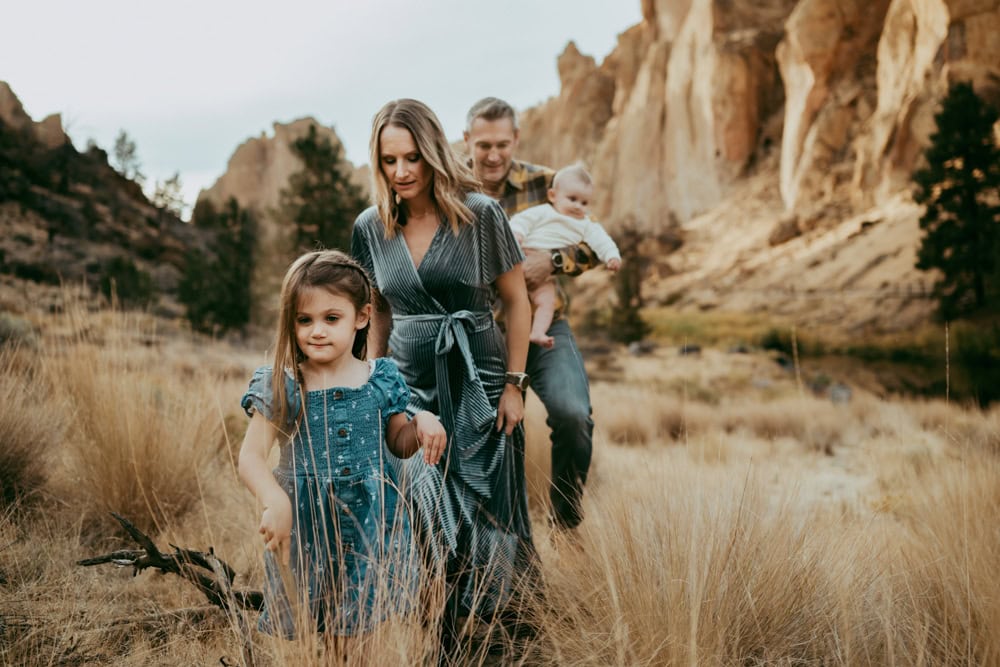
[518,0,793,228]
[853,0,1000,208]
[516,0,999,331]
[776,0,891,212]
[0,82,69,148]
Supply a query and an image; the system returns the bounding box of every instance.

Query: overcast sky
[2,0,643,216]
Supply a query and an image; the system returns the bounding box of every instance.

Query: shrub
[0,347,66,507]
[98,256,156,309]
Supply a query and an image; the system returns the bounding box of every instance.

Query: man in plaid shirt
[464,96,596,531]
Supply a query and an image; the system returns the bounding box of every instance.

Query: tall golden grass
[2,300,1000,665]
[0,345,68,506]
[38,303,227,535]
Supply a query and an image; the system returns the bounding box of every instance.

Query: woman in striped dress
[351,99,537,654]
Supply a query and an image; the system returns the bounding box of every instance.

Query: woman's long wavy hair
[269,250,373,436]
[369,98,480,238]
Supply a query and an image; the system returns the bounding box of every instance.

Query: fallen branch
[79,513,262,666]
[77,513,263,613]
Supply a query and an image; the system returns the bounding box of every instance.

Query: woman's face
[379,124,432,204]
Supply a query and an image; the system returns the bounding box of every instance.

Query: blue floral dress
[240,357,418,637]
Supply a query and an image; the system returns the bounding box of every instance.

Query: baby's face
[549,179,592,220]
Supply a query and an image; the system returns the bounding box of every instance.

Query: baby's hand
[259,492,292,566]
[413,411,447,465]
[606,258,622,272]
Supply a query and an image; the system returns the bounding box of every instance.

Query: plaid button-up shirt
[495,160,555,218]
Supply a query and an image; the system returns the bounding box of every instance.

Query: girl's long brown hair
[369,98,480,238]
[269,250,372,436]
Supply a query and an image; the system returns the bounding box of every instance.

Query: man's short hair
[466,97,519,131]
[552,162,592,190]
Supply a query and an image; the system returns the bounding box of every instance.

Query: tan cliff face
[514,0,999,331]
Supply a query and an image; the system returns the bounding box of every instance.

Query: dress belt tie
[393,310,493,441]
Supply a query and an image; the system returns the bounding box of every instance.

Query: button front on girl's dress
[341,467,351,475]
[333,390,344,399]
[338,428,347,437]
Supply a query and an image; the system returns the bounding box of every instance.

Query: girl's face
[294,287,370,370]
[379,124,433,204]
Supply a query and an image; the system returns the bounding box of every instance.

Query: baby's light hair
[552,162,593,191]
[269,249,374,433]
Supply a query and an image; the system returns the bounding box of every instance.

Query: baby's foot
[530,333,555,348]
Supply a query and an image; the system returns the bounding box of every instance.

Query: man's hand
[522,249,555,291]
[606,258,622,272]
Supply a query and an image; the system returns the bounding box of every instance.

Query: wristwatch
[550,249,564,274]
[505,371,530,391]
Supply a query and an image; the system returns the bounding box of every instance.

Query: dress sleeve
[370,357,411,416]
[477,197,525,286]
[241,366,275,420]
[351,212,378,291]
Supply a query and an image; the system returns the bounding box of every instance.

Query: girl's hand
[259,492,292,566]
[495,384,525,435]
[412,411,447,465]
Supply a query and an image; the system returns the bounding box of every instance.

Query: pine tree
[913,82,1000,318]
[279,124,366,254]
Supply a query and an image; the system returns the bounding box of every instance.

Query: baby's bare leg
[530,280,557,348]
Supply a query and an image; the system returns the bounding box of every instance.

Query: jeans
[526,318,593,529]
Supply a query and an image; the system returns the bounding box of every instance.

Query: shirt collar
[505,160,528,192]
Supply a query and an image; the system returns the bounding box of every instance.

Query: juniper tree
[179,198,256,333]
[279,123,366,254]
[913,82,1000,318]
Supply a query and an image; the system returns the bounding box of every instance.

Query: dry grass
[39,303,229,535]
[3,298,1000,665]
[0,345,68,507]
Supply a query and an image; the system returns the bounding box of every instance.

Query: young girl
[237,249,446,640]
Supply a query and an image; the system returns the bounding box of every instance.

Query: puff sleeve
[369,357,411,417]
[241,366,275,420]
[240,366,300,430]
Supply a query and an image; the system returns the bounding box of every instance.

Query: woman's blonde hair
[269,250,373,434]
[369,98,480,238]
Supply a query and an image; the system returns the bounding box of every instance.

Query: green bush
[99,256,156,308]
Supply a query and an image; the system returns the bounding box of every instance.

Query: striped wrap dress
[351,191,538,620]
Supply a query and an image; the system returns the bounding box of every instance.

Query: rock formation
[0,82,69,148]
[516,0,1000,331]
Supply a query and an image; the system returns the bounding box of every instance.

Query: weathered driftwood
[78,513,261,666]
[77,512,263,612]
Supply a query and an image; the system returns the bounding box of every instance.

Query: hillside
[0,82,208,316]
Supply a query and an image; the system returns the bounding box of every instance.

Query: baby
[509,163,621,348]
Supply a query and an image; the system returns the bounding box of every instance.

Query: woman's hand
[259,492,292,566]
[413,411,447,465]
[495,384,525,435]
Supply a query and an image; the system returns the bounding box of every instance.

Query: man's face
[464,117,519,187]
